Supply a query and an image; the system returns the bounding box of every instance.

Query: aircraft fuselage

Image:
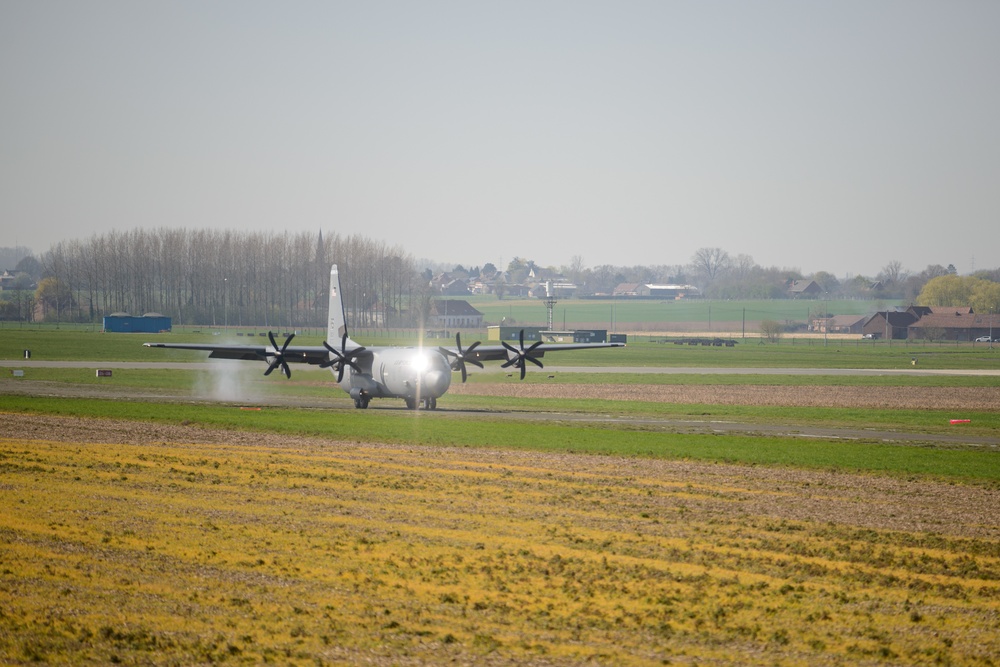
[336,347,452,409]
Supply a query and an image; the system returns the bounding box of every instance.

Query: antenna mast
[545,297,557,330]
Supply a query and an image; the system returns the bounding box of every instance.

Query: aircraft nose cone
[422,370,450,395]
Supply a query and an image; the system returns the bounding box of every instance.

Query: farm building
[612,283,700,299]
[907,310,996,341]
[862,306,995,341]
[862,311,917,340]
[103,313,172,333]
[810,315,865,334]
[531,280,579,298]
[428,300,483,330]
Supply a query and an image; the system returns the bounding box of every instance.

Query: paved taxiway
[4,359,1000,376]
[3,359,997,449]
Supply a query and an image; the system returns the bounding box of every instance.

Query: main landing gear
[349,389,370,409]
[352,394,437,410]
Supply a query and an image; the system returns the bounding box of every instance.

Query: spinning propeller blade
[501,329,543,380]
[438,332,483,383]
[321,333,367,382]
[264,331,295,378]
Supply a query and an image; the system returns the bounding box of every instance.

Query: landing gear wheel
[405,397,417,410]
[353,396,369,409]
[424,397,437,410]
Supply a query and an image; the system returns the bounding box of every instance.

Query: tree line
[23,229,423,328]
[3,235,998,326]
[544,248,999,303]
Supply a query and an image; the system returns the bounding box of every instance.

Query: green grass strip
[436,395,1000,441]
[3,397,998,484]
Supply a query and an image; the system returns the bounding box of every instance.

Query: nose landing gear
[404,396,437,410]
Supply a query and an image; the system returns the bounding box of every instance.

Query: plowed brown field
[451,382,1000,410]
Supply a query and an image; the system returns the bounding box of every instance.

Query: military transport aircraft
[144,265,624,410]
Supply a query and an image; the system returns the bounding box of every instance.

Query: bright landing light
[412,354,430,373]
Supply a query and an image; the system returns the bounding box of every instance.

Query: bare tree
[563,255,586,286]
[879,260,908,287]
[760,319,783,343]
[690,247,731,293]
[39,227,418,329]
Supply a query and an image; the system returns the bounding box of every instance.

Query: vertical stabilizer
[328,264,349,343]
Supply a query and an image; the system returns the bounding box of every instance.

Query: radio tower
[545,297,557,330]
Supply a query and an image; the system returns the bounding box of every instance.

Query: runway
[4,359,1000,376]
[3,360,997,449]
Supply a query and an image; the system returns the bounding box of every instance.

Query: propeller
[438,333,483,383]
[264,331,295,378]
[320,333,367,382]
[501,329,544,380]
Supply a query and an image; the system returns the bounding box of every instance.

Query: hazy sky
[2,1,998,277]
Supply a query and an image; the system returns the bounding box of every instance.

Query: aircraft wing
[434,333,625,380]
[462,341,624,363]
[142,342,331,365]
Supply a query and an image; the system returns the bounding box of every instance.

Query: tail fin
[328,264,349,343]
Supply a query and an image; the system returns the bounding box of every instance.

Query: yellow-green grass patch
[2,433,998,665]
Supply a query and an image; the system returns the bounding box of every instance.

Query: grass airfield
[1,328,999,665]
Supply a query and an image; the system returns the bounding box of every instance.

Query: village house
[787,279,822,298]
[430,272,472,296]
[428,299,484,330]
[0,271,14,290]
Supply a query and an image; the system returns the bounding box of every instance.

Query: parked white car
[975,336,994,342]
